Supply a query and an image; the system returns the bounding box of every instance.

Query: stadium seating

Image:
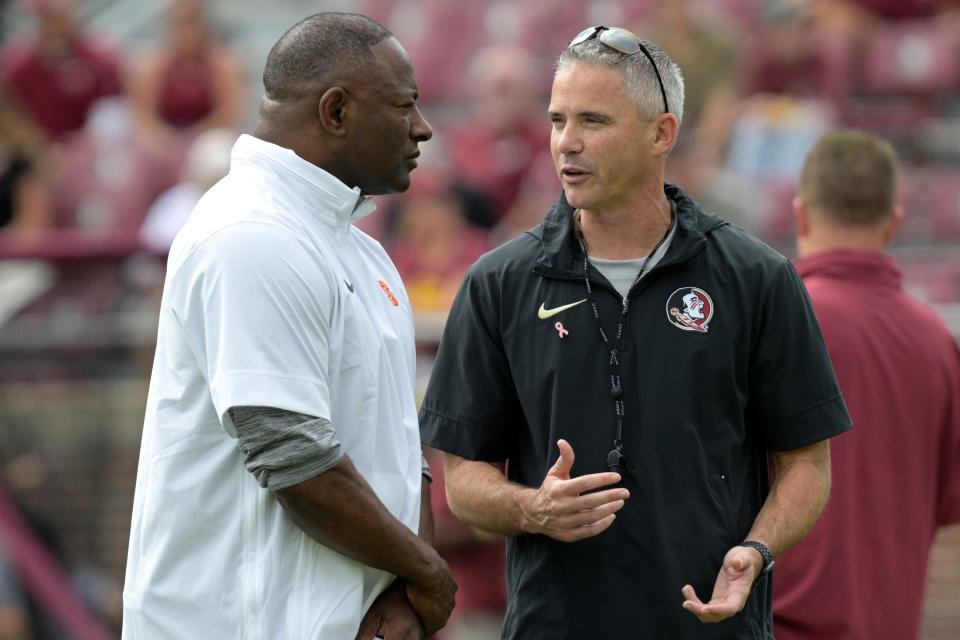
[862,20,960,95]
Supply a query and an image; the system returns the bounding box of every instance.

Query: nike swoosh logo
[344,280,354,293]
[538,299,587,319]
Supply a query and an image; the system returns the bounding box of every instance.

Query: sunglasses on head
[568,25,670,115]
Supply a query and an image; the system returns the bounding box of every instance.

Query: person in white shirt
[122,13,455,640]
[138,127,236,253]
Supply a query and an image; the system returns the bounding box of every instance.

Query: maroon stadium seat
[862,20,960,95]
[929,169,960,239]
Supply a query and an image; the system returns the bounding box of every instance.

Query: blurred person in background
[813,0,960,37]
[420,25,850,639]
[449,44,549,227]
[774,130,960,640]
[388,170,491,311]
[640,0,742,196]
[0,545,30,640]
[0,94,50,235]
[139,127,236,253]
[51,97,165,232]
[0,0,11,39]
[128,0,244,179]
[0,0,122,141]
[122,13,455,640]
[743,0,834,99]
[724,0,838,181]
[486,147,557,246]
[0,451,119,638]
[427,453,506,640]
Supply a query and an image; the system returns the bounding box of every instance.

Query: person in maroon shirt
[448,44,549,226]
[1,0,122,140]
[774,130,960,640]
[745,2,828,99]
[818,0,960,24]
[129,0,244,141]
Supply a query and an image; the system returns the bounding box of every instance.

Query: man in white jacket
[122,12,455,640]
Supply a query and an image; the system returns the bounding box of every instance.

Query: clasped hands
[356,570,458,640]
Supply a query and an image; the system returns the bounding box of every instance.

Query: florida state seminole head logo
[666,287,714,333]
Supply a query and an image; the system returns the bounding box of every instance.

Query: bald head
[262,12,392,101]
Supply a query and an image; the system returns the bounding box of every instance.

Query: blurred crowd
[0,0,960,309]
[2,0,960,637]
[0,0,243,243]
[1,0,958,309]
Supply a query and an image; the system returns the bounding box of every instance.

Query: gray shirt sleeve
[228,406,433,490]
[228,406,343,491]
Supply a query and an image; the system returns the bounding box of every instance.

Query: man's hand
[273,456,456,636]
[520,439,629,542]
[355,580,425,640]
[404,555,456,637]
[681,545,763,623]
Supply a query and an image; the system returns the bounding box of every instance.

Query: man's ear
[882,204,904,243]
[318,87,350,137]
[652,113,680,156]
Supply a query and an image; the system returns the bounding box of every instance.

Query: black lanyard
[574,204,676,474]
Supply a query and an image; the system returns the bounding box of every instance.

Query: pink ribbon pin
[555,321,569,338]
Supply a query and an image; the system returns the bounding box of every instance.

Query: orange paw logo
[378,280,399,306]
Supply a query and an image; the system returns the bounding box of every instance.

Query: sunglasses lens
[566,25,670,114]
[569,26,601,47]
[599,28,641,55]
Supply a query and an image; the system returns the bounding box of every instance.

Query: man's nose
[554,122,583,155]
[411,105,432,142]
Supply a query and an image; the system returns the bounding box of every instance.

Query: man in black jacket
[420,26,851,639]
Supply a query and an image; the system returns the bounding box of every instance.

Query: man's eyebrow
[579,110,612,121]
[547,110,612,121]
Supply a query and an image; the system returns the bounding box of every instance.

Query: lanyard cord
[574,204,675,472]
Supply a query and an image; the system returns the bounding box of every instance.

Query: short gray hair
[557,36,685,124]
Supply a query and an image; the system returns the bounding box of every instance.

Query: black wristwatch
[739,540,774,584]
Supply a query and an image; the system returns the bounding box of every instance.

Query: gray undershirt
[588,221,676,300]
[228,406,431,491]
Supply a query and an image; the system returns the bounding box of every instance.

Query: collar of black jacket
[532,183,725,278]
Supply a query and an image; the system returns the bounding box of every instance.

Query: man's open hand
[521,439,629,542]
[681,545,762,623]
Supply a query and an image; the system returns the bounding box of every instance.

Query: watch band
[739,540,775,584]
